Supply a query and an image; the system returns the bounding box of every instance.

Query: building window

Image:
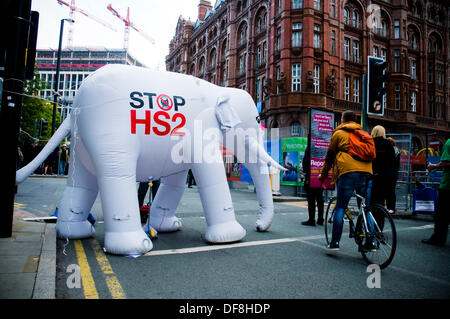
[344,37,350,60]
[436,96,443,119]
[404,85,408,110]
[330,0,336,18]
[276,66,281,94]
[352,40,360,63]
[292,122,301,136]
[331,30,336,55]
[313,64,320,93]
[428,96,435,118]
[344,7,350,24]
[238,53,246,76]
[381,48,387,61]
[292,23,302,47]
[380,20,387,37]
[352,11,360,28]
[373,45,378,57]
[394,20,400,39]
[313,24,321,49]
[411,34,417,49]
[353,77,360,102]
[277,0,282,14]
[276,27,281,51]
[395,84,400,110]
[410,91,417,112]
[344,75,350,100]
[256,77,261,102]
[411,60,416,79]
[314,0,321,10]
[292,0,303,9]
[291,63,301,92]
[394,49,400,72]
[428,63,433,83]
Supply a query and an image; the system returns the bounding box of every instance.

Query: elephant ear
[215,95,241,131]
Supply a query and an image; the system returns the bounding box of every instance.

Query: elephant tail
[16,114,72,184]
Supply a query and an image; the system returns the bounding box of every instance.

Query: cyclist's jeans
[331,172,373,245]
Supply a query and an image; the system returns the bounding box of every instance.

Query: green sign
[280,137,307,186]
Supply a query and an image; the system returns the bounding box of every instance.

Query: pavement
[0,177,420,299]
[0,209,56,299]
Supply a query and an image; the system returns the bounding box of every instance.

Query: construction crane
[57,0,117,48]
[107,3,155,50]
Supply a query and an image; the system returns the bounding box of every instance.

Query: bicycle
[324,191,397,269]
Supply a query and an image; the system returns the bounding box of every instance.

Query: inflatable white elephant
[16,64,284,256]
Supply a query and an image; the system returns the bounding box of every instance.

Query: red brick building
[166,0,449,152]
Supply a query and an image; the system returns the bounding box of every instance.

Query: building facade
[166,0,450,153]
[36,47,143,118]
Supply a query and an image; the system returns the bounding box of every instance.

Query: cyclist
[318,110,375,251]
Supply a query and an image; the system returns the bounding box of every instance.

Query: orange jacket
[321,121,373,184]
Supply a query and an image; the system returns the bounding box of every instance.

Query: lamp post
[52,18,74,136]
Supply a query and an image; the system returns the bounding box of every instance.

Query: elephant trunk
[244,136,286,231]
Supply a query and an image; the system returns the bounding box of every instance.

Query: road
[14,176,450,301]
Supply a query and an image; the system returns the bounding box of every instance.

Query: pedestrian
[422,138,450,247]
[370,126,396,209]
[44,148,58,175]
[301,145,324,226]
[58,144,70,175]
[386,137,401,214]
[318,110,375,251]
[187,169,195,188]
[16,146,24,170]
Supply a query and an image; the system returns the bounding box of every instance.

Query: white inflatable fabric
[16,65,285,256]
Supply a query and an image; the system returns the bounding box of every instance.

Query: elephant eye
[256,116,261,124]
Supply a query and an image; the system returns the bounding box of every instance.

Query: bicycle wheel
[357,204,397,269]
[324,197,336,245]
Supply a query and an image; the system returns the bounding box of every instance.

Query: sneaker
[301,220,316,226]
[327,243,340,250]
[363,240,378,252]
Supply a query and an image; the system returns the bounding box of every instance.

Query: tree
[19,67,62,166]
[19,67,61,146]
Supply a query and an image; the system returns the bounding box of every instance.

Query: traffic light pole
[0,0,32,237]
[361,74,367,131]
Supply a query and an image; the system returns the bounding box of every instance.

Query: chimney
[198,0,212,21]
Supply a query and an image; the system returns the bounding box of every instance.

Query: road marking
[143,223,436,257]
[90,239,126,299]
[143,235,323,257]
[74,240,99,299]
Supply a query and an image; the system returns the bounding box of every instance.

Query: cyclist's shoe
[363,240,378,252]
[327,243,340,251]
[317,219,324,226]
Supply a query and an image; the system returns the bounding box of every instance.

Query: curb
[32,223,56,299]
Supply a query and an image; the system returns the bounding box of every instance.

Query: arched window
[238,22,247,46]
[352,10,360,28]
[380,20,387,37]
[344,7,350,24]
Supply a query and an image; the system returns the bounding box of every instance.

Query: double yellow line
[73,239,126,299]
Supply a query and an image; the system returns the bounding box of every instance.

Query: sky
[31,0,202,70]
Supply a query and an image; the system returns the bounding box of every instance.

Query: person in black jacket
[301,145,324,226]
[370,126,396,208]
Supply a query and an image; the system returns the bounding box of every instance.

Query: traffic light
[39,118,48,137]
[367,56,388,116]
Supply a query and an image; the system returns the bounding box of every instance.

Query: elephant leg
[245,162,274,232]
[192,161,246,243]
[149,170,186,232]
[92,152,152,255]
[56,144,97,240]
